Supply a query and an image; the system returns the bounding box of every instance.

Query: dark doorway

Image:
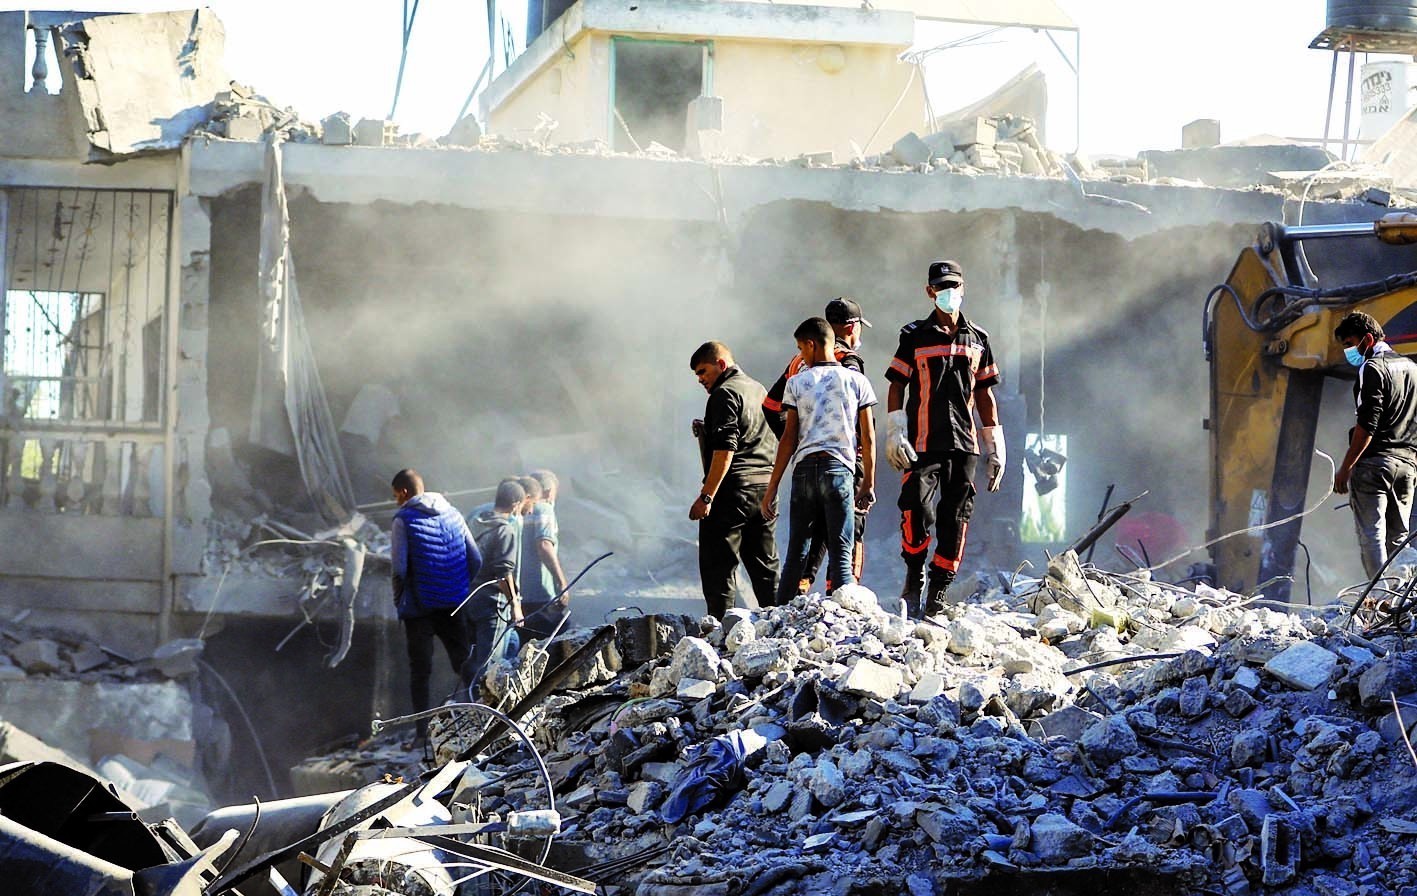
[611,38,707,153]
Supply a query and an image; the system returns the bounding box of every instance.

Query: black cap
[825,297,872,328]
[928,259,964,288]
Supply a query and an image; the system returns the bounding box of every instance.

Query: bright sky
[18,0,1406,156]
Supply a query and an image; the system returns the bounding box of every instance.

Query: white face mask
[934,286,963,315]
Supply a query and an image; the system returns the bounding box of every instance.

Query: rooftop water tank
[526,0,578,47]
[1328,1,1417,33]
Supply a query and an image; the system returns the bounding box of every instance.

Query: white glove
[886,410,917,472]
[982,425,1005,492]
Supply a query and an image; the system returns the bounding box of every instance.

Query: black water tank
[526,0,578,46]
[1329,0,1417,32]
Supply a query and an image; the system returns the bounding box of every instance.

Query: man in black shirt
[689,341,780,618]
[763,298,872,593]
[1333,311,1417,577]
[884,260,1006,619]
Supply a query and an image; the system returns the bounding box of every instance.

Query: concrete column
[171,194,213,581]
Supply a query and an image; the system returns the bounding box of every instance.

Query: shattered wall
[0,10,228,162]
[199,173,1339,598]
[0,13,87,159]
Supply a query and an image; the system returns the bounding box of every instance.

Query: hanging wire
[1147,449,1337,571]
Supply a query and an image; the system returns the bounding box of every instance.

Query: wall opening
[22,26,62,95]
[1,188,173,515]
[3,289,106,422]
[610,38,709,153]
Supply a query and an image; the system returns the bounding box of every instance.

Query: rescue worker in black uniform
[884,261,1006,619]
[1333,311,1417,578]
[689,340,780,619]
[763,298,873,594]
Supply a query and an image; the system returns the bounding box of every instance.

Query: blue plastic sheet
[660,730,759,824]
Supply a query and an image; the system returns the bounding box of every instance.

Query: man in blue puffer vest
[390,468,483,738]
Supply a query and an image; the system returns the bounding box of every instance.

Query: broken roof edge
[480,0,915,119]
[185,140,1289,241]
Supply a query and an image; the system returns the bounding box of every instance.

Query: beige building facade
[482,0,928,160]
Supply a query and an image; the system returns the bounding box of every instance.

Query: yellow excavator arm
[1207,213,1417,597]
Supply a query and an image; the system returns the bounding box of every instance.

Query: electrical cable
[216,795,261,877]
[1297,540,1314,605]
[1147,449,1336,572]
[198,659,279,799]
[860,63,917,160]
[388,0,422,119]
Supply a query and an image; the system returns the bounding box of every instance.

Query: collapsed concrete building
[5,3,1417,894]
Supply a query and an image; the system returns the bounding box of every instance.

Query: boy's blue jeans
[777,453,856,605]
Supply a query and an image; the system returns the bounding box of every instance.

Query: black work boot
[923,571,955,620]
[900,561,925,620]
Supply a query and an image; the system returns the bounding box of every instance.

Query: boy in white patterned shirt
[761,317,877,603]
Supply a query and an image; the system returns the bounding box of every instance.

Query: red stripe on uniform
[763,396,783,412]
[915,357,931,451]
[889,358,912,377]
[930,553,960,572]
[930,521,970,571]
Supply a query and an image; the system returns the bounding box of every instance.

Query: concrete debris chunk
[722,608,757,653]
[1264,640,1338,691]
[67,642,110,674]
[1358,651,1417,708]
[676,678,716,700]
[670,637,721,685]
[829,584,880,615]
[1079,715,1138,767]
[1028,812,1094,863]
[803,757,845,808]
[147,639,204,678]
[1232,665,1262,692]
[10,639,65,674]
[891,132,932,167]
[321,111,354,145]
[731,638,797,678]
[1032,704,1102,741]
[838,657,903,700]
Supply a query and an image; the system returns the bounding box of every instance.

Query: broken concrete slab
[1031,704,1102,741]
[55,9,231,159]
[677,678,716,700]
[1264,641,1339,691]
[10,639,65,674]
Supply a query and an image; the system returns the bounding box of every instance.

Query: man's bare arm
[536,538,570,599]
[975,385,999,426]
[887,381,905,414]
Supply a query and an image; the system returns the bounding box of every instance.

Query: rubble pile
[0,620,217,827]
[305,552,1417,896]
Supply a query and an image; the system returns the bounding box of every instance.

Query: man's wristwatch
[699,493,713,505]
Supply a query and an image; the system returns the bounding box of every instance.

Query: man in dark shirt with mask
[1333,311,1417,578]
[689,341,780,619]
[884,260,1006,620]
